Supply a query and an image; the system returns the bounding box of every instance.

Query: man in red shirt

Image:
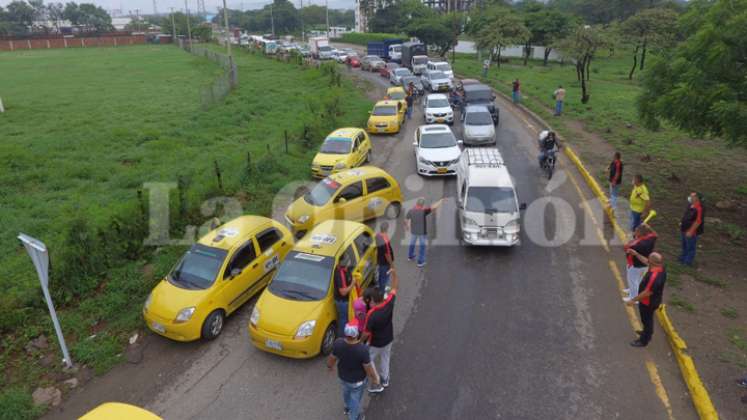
[626,252,667,347]
[679,192,704,266]
[623,224,657,301]
[362,267,400,393]
[608,152,623,213]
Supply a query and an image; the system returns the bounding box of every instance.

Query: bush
[340,33,406,46]
[0,387,41,420]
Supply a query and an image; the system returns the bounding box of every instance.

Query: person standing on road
[362,267,400,394]
[375,222,394,290]
[405,90,414,120]
[405,197,446,268]
[629,174,651,232]
[608,152,624,214]
[626,252,667,347]
[334,256,355,337]
[679,192,704,266]
[482,59,490,77]
[553,85,566,116]
[512,78,521,104]
[327,321,381,420]
[623,224,657,302]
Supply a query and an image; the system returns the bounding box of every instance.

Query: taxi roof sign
[310,233,337,245]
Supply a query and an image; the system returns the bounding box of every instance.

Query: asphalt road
[44,54,698,420]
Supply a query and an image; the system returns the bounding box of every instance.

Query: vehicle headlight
[505,220,520,232]
[334,162,347,169]
[295,320,316,339]
[250,306,260,326]
[463,217,478,227]
[418,156,432,165]
[144,292,153,312]
[298,215,310,224]
[174,307,196,323]
[311,162,320,169]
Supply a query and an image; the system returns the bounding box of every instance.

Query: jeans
[335,299,348,337]
[512,91,520,104]
[609,184,619,213]
[340,378,367,420]
[555,100,563,115]
[370,343,392,384]
[408,234,427,265]
[680,233,698,266]
[626,266,647,300]
[377,265,391,290]
[406,105,412,119]
[630,210,642,232]
[638,304,655,345]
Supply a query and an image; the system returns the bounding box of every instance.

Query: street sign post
[18,233,73,369]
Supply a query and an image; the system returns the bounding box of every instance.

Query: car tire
[320,323,336,356]
[201,310,225,340]
[366,150,372,163]
[385,202,401,219]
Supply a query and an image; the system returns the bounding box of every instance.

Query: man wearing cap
[375,222,394,290]
[362,267,400,393]
[623,224,657,302]
[405,197,446,267]
[625,252,667,347]
[327,320,381,420]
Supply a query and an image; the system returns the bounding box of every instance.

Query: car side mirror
[337,197,347,204]
[229,268,241,279]
[519,203,527,211]
[412,141,418,147]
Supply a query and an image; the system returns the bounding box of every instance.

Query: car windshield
[466,89,493,101]
[392,46,401,52]
[168,244,228,290]
[388,91,406,100]
[268,251,335,301]
[466,111,493,125]
[304,178,342,206]
[434,63,451,71]
[319,46,332,51]
[394,68,410,76]
[466,187,518,213]
[420,131,456,148]
[372,105,397,116]
[428,98,450,108]
[429,72,447,80]
[413,57,428,64]
[320,137,352,154]
[401,77,421,87]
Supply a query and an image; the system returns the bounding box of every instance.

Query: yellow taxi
[249,220,377,358]
[143,216,294,341]
[367,100,406,134]
[311,128,373,179]
[385,86,408,111]
[80,403,161,420]
[284,166,403,238]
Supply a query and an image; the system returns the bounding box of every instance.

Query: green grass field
[0,45,372,417]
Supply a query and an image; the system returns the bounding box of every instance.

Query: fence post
[9,40,13,51]
[46,39,50,49]
[114,37,118,47]
[284,130,289,154]
[27,39,31,49]
[213,160,224,191]
[63,38,67,48]
[81,38,85,48]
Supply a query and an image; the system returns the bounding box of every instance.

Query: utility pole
[222,0,231,58]
[184,0,193,50]
[270,3,275,37]
[325,0,329,38]
[170,7,176,41]
[135,8,140,32]
[153,0,158,15]
[300,0,304,42]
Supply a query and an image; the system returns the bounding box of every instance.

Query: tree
[621,7,679,79]
[549,0,654,24]
[407,13,463,58]
[521,4,575,66]
[47,2,64,32]
[638,0,747,146]
[469,6,530,68]
[62,2,81,25]
[368,0,433,34]
[6,1,35,28]
[557,24,613,103]
[77,3,112,32]
[160,12,204,37]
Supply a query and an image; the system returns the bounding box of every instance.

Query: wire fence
[178,39,238,109]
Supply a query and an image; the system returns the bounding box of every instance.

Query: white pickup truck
[456,148,526,246]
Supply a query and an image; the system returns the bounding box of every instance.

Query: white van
[456,148,525,246]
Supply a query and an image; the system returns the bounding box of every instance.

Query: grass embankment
[0,45,372,418]
[452,52,747,405]
[340,32,407,46]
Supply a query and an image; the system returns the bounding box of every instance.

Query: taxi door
[352,230,377,288]
[333,180,366,222]
[362,176,388,220]
[253,226,289,294]
[351,135,365,167]
[221,237,263,314]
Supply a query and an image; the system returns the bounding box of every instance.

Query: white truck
[456,148,526,246]
[309,36,333,59]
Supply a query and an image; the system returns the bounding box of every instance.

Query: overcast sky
[0,0,356,14]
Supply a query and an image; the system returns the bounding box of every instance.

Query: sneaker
[737,379,747,388]
[622,288,629,294]
[417,262,426,268]
[368,384,385,394]
[382,377,390,388]
[344,408,350,415]
[630,339,647,348]
[407,256,415,262]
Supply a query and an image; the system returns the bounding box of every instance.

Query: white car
[427,61,454,79]
[390,67,412,85]
[463,105,496,145]
[421,70,453,93]
[423,94,454,125]
[413,124,462,176]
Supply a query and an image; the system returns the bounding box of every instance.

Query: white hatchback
[423,94,454,125]
[413,124,462,176]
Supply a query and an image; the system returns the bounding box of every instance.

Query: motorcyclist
[538,130,559,167]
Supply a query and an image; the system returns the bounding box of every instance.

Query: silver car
[463,105,496,145]
[390,67,412,85]
[421,70,453,92]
